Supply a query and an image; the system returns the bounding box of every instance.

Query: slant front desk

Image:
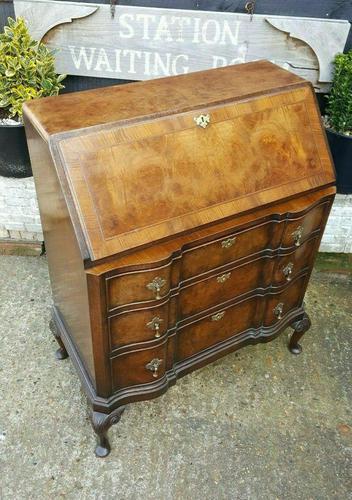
[24,61,336,457]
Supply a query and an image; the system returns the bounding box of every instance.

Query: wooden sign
[14,0,351,91]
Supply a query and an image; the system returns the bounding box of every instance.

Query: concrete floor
[0,255,351,500]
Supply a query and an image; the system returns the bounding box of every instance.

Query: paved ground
[0,255,351,500]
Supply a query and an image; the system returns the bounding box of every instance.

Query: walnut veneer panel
[54,86,334,260]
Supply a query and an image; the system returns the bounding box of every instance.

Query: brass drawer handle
[273,303,284,320]
[217,272,231,284]
[283,262,294,281]
[221,236,236,249]
[146,358,163,378]
[146,277,166,300]
[291,225,303,246]
[194,113,210,128]
[211,311,225,321]
[146,316,164,338]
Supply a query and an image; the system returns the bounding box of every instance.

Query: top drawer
[181,219,280,280]
[106,263,173,311]
[282,201,328,248]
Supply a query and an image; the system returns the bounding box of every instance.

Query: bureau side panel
[24,120,95,384]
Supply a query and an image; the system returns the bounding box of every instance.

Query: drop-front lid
[23,61,336,262]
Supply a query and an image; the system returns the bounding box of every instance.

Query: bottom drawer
[111,341,167,391]
[264,274,307,326]
[177,296,260,361]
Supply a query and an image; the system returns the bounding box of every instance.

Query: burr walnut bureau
[23,61,336,457]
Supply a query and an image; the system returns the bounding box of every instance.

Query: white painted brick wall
[0,177,43,241]
[0,177,351,252]
[319,194,352,253]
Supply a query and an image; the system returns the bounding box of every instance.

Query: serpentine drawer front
[111,341,168,391]
[177,296,260,361]
[106,264,172,310]
[108,300,171,350]
[282,201,328,248]
[273,237,320,285]
[24,61,336,457]
[178,256,274,318]
[264,274,309,327]
[181,219,280,279]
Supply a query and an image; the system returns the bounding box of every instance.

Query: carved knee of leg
[90,407,125,458]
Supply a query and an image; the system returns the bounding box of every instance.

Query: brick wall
[0,177,43,241]
[319,194,352,253]
[0,176,351,252]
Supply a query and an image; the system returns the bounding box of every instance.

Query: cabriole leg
[90,407,125,458]
[289,312,312,355]
[49,318,68,360]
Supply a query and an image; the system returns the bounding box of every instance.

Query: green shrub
[0,17,66,121]
[325,50,352,136]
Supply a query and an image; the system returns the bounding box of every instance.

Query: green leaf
[41,79,53,91]
[0,16,65,119]
[5,69,15,78]
[326,50,352,135]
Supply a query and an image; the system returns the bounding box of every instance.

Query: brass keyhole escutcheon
[194,113,210,128]
[221,236,236,249]
[216,272,231,284]
[211,311,225,322]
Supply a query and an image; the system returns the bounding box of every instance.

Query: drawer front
[264,274,307,326]
[111,342,167,390]
[182,220,280,280]
[273,236,319,285]
[107,264,172,310]
[179,256,273,318]
[177,296,260,361]
[282,202,327,248]
[109,300,171,350]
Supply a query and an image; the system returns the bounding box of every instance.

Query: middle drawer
[179,255,274,318]
[181,219,280,279]
[109,300,172,350]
